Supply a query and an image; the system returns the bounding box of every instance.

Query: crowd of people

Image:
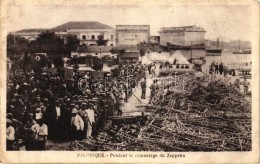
[6,56,146,151]
[6,54,251,151]
[209,62,235,76]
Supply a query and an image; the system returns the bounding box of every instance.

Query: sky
[7,5,252,41]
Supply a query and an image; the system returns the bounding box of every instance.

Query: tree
[30,30,65,56]
[110,47,125,55]
[64,35,80,55]
[96,35,108,46]
[7,34,30,55]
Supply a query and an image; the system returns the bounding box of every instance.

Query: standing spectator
[32,95,44,109]
[214,63,219,74]
[7,113,23,149]
[117,90,125,116]
[70,108,84,140]
[151,64,156,78]
[223,65,228,77]
[35,108,43,120]
[85,104,95,138]
[149,80,158,104]
[6,119,15,150]
[23,113,37,150]
[73,62,79,75]
[219,62,224,75]
[140,77,147,99]
[78,102,89,139]
[50,99,64,140]
[242,78,250,93]
[31,118,48,151]
[233,78,241,92]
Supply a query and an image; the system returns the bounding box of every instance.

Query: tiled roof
[78,45,113,52]
[119,52,139,58]
[116,45,138,52]
[51,21,113,32]
[161,26,205,32]
[15,28,48,33]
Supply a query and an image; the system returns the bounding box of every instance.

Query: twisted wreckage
[54,75,251,151]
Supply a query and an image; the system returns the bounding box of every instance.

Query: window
[110,35,113,40]
[91,35,95,40]
[82,35,86,40]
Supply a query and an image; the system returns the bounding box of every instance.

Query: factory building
[116,25,150,46]
[159,25,206,47]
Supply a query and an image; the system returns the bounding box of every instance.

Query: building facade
[12,29,47,41]
[67,29,115,46]
[159,26,206,46]
[116,25,150,46]
[51,21,116,46]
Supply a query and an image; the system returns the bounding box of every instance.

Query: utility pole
[126,65,129,102]
[190,41,193,63]
[221,38,223,50]
[13,33,16,46]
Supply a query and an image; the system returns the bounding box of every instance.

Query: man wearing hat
[78,102,89,139]
[11,94,24,119]
[6,119,15,150]
[35,108,43,120]
[31,118,48,150]
[149,79,158,104]
[70,108,84,140]
[50,99,64,140]
[23,113,37,150]
[32,95,44,109]
[7,113,23,149]
[84,104,95,138]
[140,77,147,99]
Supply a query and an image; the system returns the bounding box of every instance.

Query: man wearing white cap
[70,108,84,140]
[85,104,95,138]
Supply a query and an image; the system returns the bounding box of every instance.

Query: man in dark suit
[50,99,64,140]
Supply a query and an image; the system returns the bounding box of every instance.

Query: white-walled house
[51,21,115,46]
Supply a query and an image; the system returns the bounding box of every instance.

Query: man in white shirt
[71,108,84,140]
[84,105,95,138]
[31,118,48,150]
[6,119,15,150]
[35,108,43,120]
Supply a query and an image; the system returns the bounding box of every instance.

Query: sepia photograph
[1,0,259,163]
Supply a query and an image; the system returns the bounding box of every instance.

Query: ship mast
[221,38,223,50]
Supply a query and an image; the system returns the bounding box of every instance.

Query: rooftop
[161,25,206,32]
[77,45,113,52]
[15,28,48,33]
[51,21,113,32]
[116,45,139,52]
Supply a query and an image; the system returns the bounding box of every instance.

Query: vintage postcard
[0,0,259,163]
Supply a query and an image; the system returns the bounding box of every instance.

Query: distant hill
[205,39,251,50]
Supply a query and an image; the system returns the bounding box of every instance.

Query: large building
[12,29,47,41]
[159,25,206,47]
[51,21,115,46]
[116,25,150,46]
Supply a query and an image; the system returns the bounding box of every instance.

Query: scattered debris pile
[67,75,251,151]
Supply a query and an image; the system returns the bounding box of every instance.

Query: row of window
[82,35,114,40]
